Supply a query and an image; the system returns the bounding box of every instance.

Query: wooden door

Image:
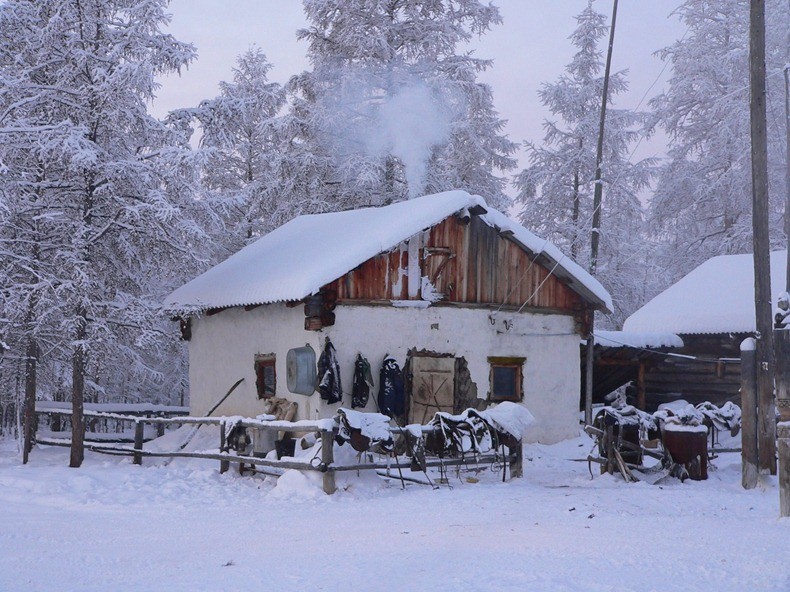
[409,355,455,424]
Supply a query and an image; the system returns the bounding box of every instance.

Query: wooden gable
[324,213,585,315]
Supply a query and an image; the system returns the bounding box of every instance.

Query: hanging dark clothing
[317,338,342,404]
[351,354,374,409]
[378,356,405,418]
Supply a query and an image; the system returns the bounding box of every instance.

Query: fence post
[741,339,759,489]
[133,420,144,466]
[779,423,790,517]
[321,429,336,495]
[219,422,229,474]
[509,441,523,479]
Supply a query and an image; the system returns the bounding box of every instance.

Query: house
[590,250,787,411]
[164,190,612,443]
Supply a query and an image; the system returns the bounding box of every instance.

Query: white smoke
[368,84,452,198]
[318,72,454,200]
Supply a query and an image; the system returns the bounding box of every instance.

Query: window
[488,357,525,402]
[254,354,276,399]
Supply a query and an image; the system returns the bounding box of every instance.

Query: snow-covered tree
[0,0,211,464]
[514,1,655,326]
[284,0,517,210]
[179,48,288,252]
[648,0,789,280]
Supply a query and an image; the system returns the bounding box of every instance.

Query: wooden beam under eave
[244,303,262,312]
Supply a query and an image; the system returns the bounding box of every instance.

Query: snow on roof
[164,190,612,313]
[623,250,788,335]
[594,330,684,349]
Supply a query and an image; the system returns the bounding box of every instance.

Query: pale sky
[153,1,687,171]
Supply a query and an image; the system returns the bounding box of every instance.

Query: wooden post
[777,329,790,421]
[637,362,646,410]
[219,423,229,474]
[741,339,759,489]
[509,441,523,479]
[749,0,777,474]
[321,430,336,495]
[133,420,144,466]
[779,423,790,517]
[584,332,594,426]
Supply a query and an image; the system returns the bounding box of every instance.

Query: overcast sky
[153,1,687,170]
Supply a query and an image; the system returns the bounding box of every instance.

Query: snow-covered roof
[594,330,683,349]
[624,250,788,335]
[165,190,612,313]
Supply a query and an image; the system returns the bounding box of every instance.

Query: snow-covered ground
[1,433,788,592]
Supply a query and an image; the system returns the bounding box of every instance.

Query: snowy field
[1,433,788,592]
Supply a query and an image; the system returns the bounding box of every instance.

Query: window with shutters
[487,357,525,402]
[254,354,276,399]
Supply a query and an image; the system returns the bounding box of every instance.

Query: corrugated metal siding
[325,214,582,312]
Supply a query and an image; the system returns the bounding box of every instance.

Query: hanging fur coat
[352,354,374,409]
[317,338,342,404]
[378,355,405,418]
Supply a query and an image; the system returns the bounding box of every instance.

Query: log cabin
[588,250,787,411]
[165,190,612,443]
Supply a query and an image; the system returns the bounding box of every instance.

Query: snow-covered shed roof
[164,190,612,313]
[623,250,788,335]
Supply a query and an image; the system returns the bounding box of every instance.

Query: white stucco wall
[187,303,581,443]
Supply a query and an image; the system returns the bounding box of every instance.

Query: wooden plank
[409,356,455,425]
[315,213,585,311]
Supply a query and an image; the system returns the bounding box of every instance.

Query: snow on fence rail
[32,403,191,447]
[31,408,523,494]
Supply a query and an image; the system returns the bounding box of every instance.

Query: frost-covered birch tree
[648,0,789,279]
[514,1,655,326]
[284,0,517,210]
[0,0,211,463]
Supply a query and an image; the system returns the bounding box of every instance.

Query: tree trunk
[22,336,37,464]
[70,311,87,468]
[571,163,581,260]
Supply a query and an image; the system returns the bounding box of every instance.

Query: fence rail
[30,408,523,494]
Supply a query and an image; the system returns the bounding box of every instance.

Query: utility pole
[778,54,790,423]
[585,0,619,425]
[749,0,776,474]
[776,24,790,516]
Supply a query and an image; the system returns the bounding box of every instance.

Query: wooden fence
[30,407,523,494]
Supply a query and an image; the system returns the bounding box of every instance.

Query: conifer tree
[515,1,655,326]
[180,48,288,252]
[284,0,517,210]
[648,0,789,279]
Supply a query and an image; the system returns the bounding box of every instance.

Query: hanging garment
[351,354,374,409]
[317,338,342,404]
[377,355,405,418]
